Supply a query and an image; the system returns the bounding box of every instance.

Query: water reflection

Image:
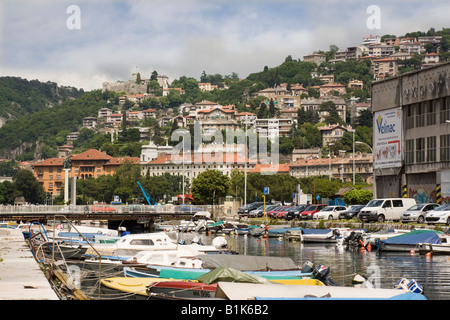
[210,234,450,300]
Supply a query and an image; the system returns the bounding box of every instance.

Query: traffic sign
[264,187,269,195]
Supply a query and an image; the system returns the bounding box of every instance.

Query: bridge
[0,204,209,232]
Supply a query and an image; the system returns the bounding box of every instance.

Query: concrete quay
[0,228,59,300]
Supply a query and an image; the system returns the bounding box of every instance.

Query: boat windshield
[366,200,384,207]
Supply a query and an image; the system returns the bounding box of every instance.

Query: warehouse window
[440,134,450,161]
[405,139,414,164]
[427,136,436,162]
[440,97,450,123]
[415,102,426,127]
[406,104,415,129]
[416,138,425,163]
[426,100,436,126]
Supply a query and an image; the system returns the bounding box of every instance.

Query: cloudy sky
[1,0,449,90]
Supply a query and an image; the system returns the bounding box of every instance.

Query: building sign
[373,107,402,169]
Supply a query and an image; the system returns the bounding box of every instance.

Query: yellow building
[33,149,139,196]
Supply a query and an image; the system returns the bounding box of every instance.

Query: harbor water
[200,233,450,300]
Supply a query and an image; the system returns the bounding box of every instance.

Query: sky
[0,0,449,91]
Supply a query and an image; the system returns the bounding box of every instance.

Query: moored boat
[214,282,427,300]
[299,228,342,243]
[379,230,442,253]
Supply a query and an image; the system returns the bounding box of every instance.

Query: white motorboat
[214,282,427,300]
[84,232,228,260]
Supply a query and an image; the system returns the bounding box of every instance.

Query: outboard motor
[301,261,314,274]
[312,265,338,286]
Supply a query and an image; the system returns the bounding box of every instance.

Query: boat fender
[212,236,228,249]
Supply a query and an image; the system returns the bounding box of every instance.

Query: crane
[137,181,157,205]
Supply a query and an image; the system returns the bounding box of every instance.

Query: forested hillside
[0,77,83,124]
[0,89,117,160]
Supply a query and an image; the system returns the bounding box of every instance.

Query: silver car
[401,203,440,223]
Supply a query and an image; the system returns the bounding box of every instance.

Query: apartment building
[289,155,373,183]
[319,124,353,146]
[371,62,450,203]
[141,151,257,184]
[319,83,346,96]
[300,97,347,122]
[254,118,293,142]
[334,46,363,61]
[303,53,326,65]
[399,42,423,54]
[423,53,440,64]
[33,149,140,196]
[372,58,398,80]
[368,43,395,57]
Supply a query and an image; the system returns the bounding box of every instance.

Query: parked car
[300,204,328,219]
[265,206,285,218]
[91,204,119,213]
[401,203,440,223]
[249,205,278,218]
[284,205,309,220]
[238,202,264,216]
[358,198,416,223]
[275,206,294,219]
[339,205,366,220]
[314,205,347,220]
[425,204,450,225]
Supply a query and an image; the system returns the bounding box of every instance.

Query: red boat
[147,281,217,300]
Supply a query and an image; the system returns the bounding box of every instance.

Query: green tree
[192,170,230,204]
[14,169,46,204]
[343,189,373,205]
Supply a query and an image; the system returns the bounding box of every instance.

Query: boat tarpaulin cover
[380,230,441,245]
[197,267,269,285]
[268,227,302,235]
[195,254,299,271]
[302,229,334,235]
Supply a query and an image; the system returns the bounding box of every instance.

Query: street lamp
[355,141,375,197]
[348,129,355,185]
[355,141,373,153]
[339,150,346,182]
[327,142,335,181]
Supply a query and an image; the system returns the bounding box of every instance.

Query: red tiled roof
[198,108,235,114]
[250,163,290,173]
[71,149,112,161]
[235,112,257,116]
[105,157,140,165]
[145,153,257,165]
[33,158,64,167]
[195,100,219,105]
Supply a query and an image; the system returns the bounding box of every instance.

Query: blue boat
[379,230,442,252]
[123,266,311,280]
[123,254,313,280]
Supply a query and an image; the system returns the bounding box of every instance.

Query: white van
[358,198,417,223]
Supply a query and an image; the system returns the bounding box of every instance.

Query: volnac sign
[373,108,402,169]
